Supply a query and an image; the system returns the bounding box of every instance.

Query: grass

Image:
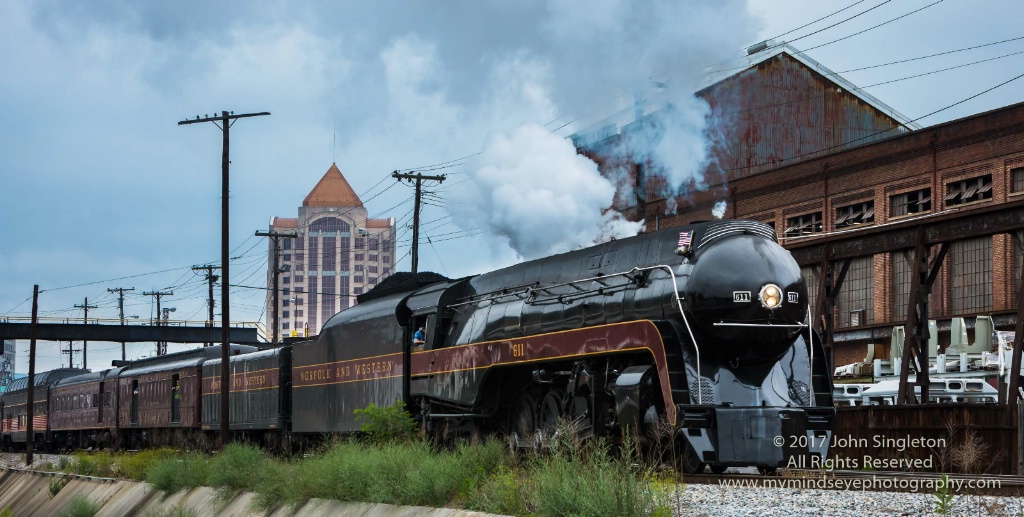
[49,437,670,516]
[56,495,100,517]
[49,404,674,516]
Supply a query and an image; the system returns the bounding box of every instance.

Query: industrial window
[945,175,992,207]
[283,253,291,261]
[835,257,876,325]
[283,322,289,330]
[784,212,822,238]
[355,276,364,283]
[354,287,363,295]
[283,288,290,296]
[283,299,289,307]
[383,255,391,263]
[1012,232,1023,307]
[834,201,874,229]
[369,254,378,261]
[1012,167,1024,193]
[355,253,365,261]
[354,265,364,271]
[801,266,819,317]
[890,188,931,217]
[283,311,289,318]
[355,237,365,249]
[892,251,913,321]
[368,266,378,274]
[296,310,303,317]
[283,277,290,285]
[295,252,304,261]
[294,298,304,305]
[949,237,992,314]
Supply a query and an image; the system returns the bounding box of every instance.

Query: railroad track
[683,468,1024,496]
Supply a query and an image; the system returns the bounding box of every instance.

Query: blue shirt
[413,329,425,342]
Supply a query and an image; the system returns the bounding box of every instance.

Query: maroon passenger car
[50,368,122,449]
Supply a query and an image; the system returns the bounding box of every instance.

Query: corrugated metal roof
[303,163,363,208]
[700,42,919,130]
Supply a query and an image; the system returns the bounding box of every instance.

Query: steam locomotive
[1,220,833,473]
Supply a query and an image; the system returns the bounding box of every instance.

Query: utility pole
[179,109,270,449]
[192,265,220,347]
[143,290,173,356]
[25,285,38,465]
[61,341,81,369]
[73,297,97,369]
[108,287,134,360]
[256,230,296,346]
[391,171,445,273]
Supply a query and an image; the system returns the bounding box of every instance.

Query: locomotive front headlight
[759,284,783,309]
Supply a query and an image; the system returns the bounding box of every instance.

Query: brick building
[266,164,396,338]
[576,43,1024,370]
[727,101,1024,367]
[575,43,918,221]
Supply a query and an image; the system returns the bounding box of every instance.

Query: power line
[742,0,869,50]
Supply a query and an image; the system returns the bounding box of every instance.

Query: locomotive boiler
[295,219,835,472]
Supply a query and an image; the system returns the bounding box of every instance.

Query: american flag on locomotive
[677,230,692,248]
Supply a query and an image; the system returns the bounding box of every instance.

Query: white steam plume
[450,124,643,260]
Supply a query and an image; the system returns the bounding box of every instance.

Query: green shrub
[49,475,70,497]
[207,443,266,491]
[353,400,417,443]
[56,495,100,517]
[464,467,529,515]
[528,441,660,517]
[70,452,116,478]
[120,448,177,481]
[145,454,211,493]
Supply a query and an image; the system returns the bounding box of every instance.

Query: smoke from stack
[441,0,759,262]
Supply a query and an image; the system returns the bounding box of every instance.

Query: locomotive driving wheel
[509,392,537,449]
[678,436,706,474]
[535,388,566,450]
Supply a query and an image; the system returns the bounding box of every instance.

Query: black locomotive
[1,220,833,473]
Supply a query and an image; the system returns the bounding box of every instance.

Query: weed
[933,474,955,514]
[463,467,529,515]
[207,443,267,491]
[0,506,11,517]
[56,495,100,517]
[49,475,70,497]
[529,437,661,517]
[70,452,116,478]
[120,448,178,481]
[145,453,211,493]
[56,455,72,472]
[353,400,417,444]
[951,428,992,475]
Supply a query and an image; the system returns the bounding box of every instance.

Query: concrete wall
[0,469,504,517]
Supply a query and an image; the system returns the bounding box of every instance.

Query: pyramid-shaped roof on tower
[303,163,363,207]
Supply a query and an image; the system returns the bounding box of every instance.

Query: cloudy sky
[2,0,1022,372]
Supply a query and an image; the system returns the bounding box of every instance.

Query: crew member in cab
[412,326,426,350]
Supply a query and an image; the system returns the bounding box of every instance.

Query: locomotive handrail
[712,322,807,327]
